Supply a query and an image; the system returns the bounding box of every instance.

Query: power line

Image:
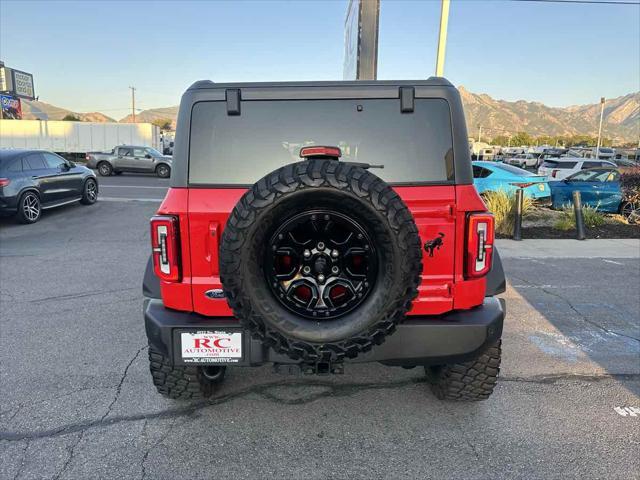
[506,0,639,5]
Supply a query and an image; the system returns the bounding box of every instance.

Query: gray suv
[86,146,172,178]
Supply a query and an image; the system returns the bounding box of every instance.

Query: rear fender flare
[143,255,161,299]
[486,247,506,296]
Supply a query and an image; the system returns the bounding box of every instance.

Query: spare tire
[219,159,422,364]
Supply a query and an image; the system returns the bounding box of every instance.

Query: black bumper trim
[144,297,504,367]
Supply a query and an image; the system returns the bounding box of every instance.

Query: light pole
[477,124,482,143]
[129,86,137,123]
[435,0,451,77]
[595,97,605,159]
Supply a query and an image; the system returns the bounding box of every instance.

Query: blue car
[472,161,550,200]
[548,168,627,213]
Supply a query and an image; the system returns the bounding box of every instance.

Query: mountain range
[18,88,639,143]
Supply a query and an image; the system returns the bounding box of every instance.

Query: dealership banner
[1,95,22,119]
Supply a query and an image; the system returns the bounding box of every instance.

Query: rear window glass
[189,99,454,185]
[543,160,577,169]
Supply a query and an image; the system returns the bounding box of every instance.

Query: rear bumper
[0,195,18,214]
[144,297,505,368]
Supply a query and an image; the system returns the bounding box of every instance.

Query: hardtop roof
[186,77,454,91]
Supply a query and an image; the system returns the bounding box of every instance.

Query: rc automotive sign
[181,331,242,363]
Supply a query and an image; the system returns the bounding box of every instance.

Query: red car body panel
[156,183,488,318]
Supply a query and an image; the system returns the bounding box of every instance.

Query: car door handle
[31,175,38,179]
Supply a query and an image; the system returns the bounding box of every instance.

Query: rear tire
[16,191,41,224]
[425,340,501,401]
[97,162,113,176]
[148,345,223,399]
[80,178,98,205]
[156,164,171,178]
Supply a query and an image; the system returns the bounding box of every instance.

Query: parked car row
[472,159,637,218]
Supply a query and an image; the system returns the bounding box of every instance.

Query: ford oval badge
[205,289,225,299]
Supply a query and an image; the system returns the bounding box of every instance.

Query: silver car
[86,145,172,178]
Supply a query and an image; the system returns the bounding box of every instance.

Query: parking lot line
[99,185,168,189]
[98,196,164,202]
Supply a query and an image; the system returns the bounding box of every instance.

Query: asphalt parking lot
[1,173,639,480]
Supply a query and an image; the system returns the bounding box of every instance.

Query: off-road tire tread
[148,345,214,399]
[426,341,501,401]
[220,159,422,364]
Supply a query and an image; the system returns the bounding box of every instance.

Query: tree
[62,114,81,121]
[152,118,173,130]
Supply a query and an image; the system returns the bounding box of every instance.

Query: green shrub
[482,190,533,236]
[554,204,606,231]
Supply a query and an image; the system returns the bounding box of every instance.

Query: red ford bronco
[143,78,506,401]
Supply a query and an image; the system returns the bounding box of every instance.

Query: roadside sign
[0,64,35,100]
[0,94,22,119]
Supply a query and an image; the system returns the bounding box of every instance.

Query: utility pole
[129,86,137,123]
[477,124,482,143]
[435,0,451,77]
[596,97,605,159]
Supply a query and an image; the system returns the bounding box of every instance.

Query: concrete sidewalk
[496,238,640,258]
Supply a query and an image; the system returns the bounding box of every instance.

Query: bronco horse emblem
[424,233,445,257]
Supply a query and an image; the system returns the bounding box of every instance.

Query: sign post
[435,0,451,77]
[343,0,380,80]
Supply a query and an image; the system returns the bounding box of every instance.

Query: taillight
[85,153,91,161]
[465,213,494,278]
[150,215,181,282]
[551,169,559,178]
[0,178,10,187]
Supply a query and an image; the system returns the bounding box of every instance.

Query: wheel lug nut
[303,266,311,274]
[318,274,325,283]
[278,234,284,240]
[331,249,339,258]
[324,214,330,220]
[357,233,363,240]
[331,266,339,274]
[317,242,325,250]
[303,249,311,258]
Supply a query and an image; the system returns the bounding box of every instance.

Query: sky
[1,0,639,119]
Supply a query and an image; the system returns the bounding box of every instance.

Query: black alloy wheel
[265,210,377,320]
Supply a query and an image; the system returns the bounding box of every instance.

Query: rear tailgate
[185,95,461,318]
